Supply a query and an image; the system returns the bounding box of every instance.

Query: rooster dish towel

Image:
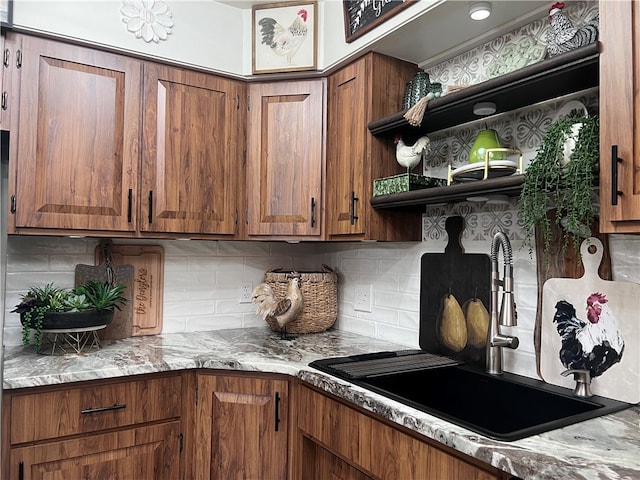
[540,237,640,404]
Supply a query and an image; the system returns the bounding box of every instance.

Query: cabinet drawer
[9,374,182,444]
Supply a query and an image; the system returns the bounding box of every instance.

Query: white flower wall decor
[120,0,174,43]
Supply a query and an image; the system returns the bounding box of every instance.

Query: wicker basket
[263,265,338,334]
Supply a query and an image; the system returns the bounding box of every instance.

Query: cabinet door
[195,373,289,480]
[12,34,141,232]
[141,63,244,236]
[326,53,421,241]
[9,421,181,480]
[247,80,324,238]
[599,0,640,232]
[326,56,367,237]
[297,385,501,480]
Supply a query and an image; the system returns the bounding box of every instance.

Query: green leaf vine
[519,114,599,261]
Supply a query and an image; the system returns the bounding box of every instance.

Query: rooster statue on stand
[252,273,303,340]
[394,134,431,174]
[545,2,598,57]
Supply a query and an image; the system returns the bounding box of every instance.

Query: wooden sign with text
[97,244,165,336]
[343,0,416,43]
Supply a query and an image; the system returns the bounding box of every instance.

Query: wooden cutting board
[540,237,640,404]
[419,216,491,366]
[75,239,135,340]
[533,209,612,379]
[96,244,165,336]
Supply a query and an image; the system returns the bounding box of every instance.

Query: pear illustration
[437,293,467,352]
[463,298,490,349]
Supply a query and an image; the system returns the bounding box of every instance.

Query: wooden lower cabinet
[296,383,506,480]
[3,371,512,480]
[302,438,374,480]
[9,421,181,480]
[194,371,290,480]
[2,373,185,480]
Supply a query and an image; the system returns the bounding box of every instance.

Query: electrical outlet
[239,281,253,303]
[354,284,372,312]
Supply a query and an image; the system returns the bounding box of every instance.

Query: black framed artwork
[343,0,416,43]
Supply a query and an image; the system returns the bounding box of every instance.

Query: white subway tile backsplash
[376,290,419,312]
[185,314,243,332]
[340,257,380,275]
[4,230,637,384]
[375,324,420,349]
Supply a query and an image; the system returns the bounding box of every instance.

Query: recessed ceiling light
[469,2,492,20]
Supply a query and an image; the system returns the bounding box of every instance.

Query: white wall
[12,0,246,75]
[11,0,442,76]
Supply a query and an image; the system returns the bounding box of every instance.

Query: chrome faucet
[486,231,519,375]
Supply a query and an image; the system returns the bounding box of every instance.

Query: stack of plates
[450,160,520,182]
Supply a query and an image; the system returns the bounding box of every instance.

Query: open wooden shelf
[368,43,599,138]
[368,43,599,210]
[370,174,524,209]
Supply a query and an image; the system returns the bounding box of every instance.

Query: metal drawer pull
[81,403,127,414]
[611,145,623,205]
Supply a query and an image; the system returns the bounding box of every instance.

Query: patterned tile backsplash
[4,1,638,382]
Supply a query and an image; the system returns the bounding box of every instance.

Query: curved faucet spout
[487,231,519,375]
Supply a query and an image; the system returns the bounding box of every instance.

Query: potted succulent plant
[519,114,599,261]
[12,281,127,349]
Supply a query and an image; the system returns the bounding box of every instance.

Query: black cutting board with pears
[419,216,491,366]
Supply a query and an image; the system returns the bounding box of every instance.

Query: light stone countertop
[3,327,639,480]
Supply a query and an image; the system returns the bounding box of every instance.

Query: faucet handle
[561,369,593,398]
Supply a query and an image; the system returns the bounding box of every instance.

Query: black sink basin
[309,352,631,441]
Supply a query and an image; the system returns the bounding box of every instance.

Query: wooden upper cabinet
[141,63,245,236]
[195,373,289,480]
[246,80,325,239]
[326,53,422,241]
[11,34,141,233]
[599,0,640,232]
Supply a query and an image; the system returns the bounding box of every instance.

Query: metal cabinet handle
[349,191,359,225]
[310,197,316,227]
[611,145,623,206]
[81,403,127,415]
[127,189,133,223]
[274,392,281,432]
[148,190,153,224]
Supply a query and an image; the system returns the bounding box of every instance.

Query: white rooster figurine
[394,134,431,174]
[252,273,303,340]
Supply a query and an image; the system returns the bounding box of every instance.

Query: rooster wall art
[553,292,625,379]
[256,5,312,70]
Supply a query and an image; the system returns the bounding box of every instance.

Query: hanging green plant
[519,114,599,260]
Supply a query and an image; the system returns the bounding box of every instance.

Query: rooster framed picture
[252,1,317,74]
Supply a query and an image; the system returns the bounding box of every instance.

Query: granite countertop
[3,327,639,480]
